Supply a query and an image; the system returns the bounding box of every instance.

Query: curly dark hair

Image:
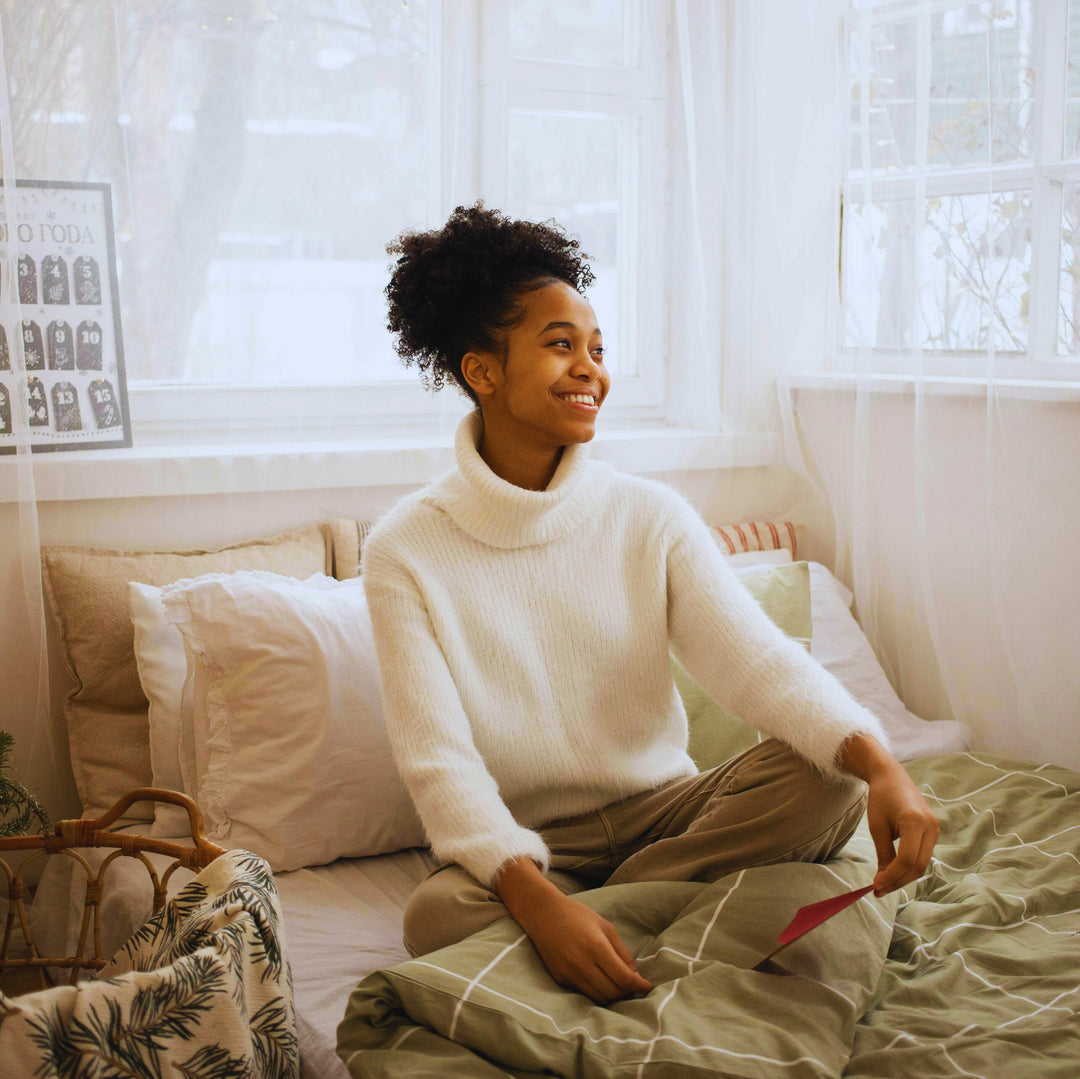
[385,203,595,403]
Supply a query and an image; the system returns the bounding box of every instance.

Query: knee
[753,739,866,835]
[402,866,502,958]
[402,878,459,957]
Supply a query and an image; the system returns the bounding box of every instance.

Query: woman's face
[471,280,610,451]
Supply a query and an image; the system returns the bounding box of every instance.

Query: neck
[476,412,563,491]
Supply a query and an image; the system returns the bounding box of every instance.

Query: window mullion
[479,1,510,207]
[438,0,483,217]
[1029,0,1068,363]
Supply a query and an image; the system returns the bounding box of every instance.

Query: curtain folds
[1,0,1074,834]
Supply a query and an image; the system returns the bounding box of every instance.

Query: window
[3,0,670,441]
[839,0,1080,380]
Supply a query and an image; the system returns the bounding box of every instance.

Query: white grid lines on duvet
[951,756,1073,798]
[908,908,1080,959]
[994,987,1080,1031]
[408,959,833,1068]
[447,932,528,1041]
[877,1032,989,1079]
[636,870,746,968]
[949,952,1075,1014]
[633,982,680,1079]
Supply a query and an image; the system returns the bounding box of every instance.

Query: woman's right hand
[495,857,653,1005]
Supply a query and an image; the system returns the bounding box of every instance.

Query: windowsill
[789,371,1080,402]
[0,426,780,503]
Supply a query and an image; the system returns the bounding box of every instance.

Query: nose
[571,345,602,379]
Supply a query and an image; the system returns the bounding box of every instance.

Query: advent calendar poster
[0,180,131,453]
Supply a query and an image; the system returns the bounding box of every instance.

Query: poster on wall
[0,179,131,454]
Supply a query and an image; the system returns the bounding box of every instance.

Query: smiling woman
[385,204,605,489]
[361,202,938,1010]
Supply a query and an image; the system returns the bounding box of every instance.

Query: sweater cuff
[439,825,551,891]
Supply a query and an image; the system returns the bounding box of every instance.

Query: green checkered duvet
[337,754,1080,1078]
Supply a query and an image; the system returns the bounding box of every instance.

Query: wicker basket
[0,788,225,993]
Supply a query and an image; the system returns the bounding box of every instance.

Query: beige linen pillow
[42,522,334,821]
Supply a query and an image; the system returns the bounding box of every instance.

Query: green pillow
[674,561,812,771]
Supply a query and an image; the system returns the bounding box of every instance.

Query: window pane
[928,1,1033,168]
[842,200,918,349]
[509,0,630,67]
[1057,183,1080,354]
[921,191,1030,351]
[843,192,1030,352]
[4,1,432,385]
[507,111,625,373]
[848,16,917,175]
[1065,0,1080,157]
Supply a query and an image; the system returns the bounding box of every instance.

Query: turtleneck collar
[426,411,606,549]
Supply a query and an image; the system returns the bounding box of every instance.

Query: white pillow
[159,571,426,871]
[807,563,970,760]
[129,582,192,837]
[724,548,793,567]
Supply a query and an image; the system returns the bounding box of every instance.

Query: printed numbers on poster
[27,376,48,426]
[52,380,82,432]
[18,255,37,305]
[0,181,130,451]
[47,320,74,370]
[22,321,44,370]
[89,378,120,428]
[73,256,102,305]
[76,320,103,371]
[42,254,70,304]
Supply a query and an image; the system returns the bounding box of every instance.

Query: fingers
[554,921,652,1005]
[873,812,941,896]
[601,922,653,994]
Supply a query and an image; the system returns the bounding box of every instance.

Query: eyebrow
[538,321,601,337]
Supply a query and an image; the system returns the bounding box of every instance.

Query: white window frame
[835,0,1080,383]
[128,0,672,447]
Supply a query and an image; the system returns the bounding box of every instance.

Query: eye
[548,338,572,349]
[591,345,605,361]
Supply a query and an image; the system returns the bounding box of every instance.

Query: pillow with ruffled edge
[161,571,426,871]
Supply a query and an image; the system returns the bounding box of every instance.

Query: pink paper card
[755,885,876,968]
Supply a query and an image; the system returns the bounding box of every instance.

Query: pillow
[806,563,970,760]
[677,561,813,771]
[129,582,196,837]
[725,547,793,567]
[42,523,334,821]
[161,571,426,871]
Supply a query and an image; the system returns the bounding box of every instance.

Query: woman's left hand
[840,733,940,896]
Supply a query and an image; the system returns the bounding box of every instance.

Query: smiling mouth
[555,392,600,410]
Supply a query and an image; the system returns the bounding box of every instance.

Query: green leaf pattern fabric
[0,848,299,1079]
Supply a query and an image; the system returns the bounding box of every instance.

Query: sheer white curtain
[0,0,703,820]
[732,0,1079,768]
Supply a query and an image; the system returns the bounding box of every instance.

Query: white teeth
[560,393,596,405]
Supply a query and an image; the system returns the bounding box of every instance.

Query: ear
[461,351,500,397]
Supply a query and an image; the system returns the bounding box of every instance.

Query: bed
[13,517,1076,1077]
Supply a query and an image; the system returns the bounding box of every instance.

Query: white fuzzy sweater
[363,413,887,888]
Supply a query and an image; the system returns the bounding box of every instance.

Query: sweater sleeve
[362,543,550,889]
[663,497,888,775]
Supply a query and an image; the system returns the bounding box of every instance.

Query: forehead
[520,281,599,333]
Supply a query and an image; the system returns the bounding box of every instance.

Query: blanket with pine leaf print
[0,848,298,1078]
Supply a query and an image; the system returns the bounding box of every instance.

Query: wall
[1,459,821,822]
[795,386,1080,770]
